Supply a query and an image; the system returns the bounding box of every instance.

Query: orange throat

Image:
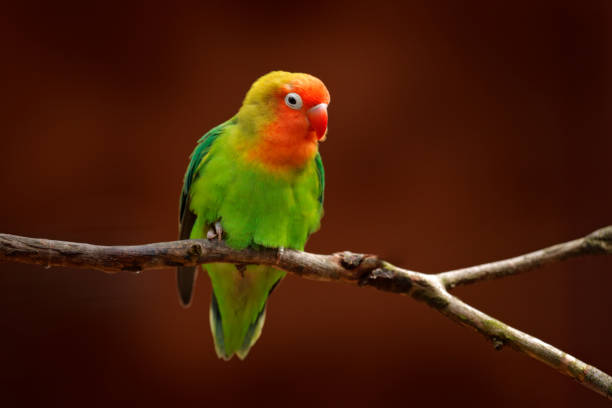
[247,124,319,172]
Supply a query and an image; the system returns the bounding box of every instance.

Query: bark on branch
[0,227,611,400]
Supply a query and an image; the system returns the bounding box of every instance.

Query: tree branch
[0,228,611,400]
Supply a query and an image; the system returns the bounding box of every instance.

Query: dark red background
[1,1,611,406]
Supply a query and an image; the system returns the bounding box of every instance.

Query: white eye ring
[284,92,303,110]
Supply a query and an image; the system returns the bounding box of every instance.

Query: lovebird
[177,71,330,360]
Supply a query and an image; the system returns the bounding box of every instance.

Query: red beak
[307,103,328,140]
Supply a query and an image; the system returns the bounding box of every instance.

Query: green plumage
[178,112,324,360]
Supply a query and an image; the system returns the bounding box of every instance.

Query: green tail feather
[210,292,267,360]
[207,263,284,360]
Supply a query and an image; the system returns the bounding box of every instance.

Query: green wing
[177,118,233,307]
[179,119,234,226]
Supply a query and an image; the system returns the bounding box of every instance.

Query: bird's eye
[284,92,303,110]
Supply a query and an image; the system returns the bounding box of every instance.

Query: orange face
[277,76,330,141]
[249,73,331,171]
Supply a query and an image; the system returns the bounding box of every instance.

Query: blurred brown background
[1,1,611,407]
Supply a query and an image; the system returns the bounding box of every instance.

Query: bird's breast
[244,120,319,172]
[190,150,321,251]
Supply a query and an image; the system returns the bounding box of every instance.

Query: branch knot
[338,251,365,270]
[188,243,202,259]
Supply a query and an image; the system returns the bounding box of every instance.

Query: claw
[214,221,223,241]
[206,221,224,240]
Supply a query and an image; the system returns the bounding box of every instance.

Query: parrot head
[238,71,330,171]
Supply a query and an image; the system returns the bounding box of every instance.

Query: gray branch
[0,227,611,400]
[439,226,612,289]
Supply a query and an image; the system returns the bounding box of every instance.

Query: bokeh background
[1,1,611,407]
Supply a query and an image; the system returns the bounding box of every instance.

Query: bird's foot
[206,221,224,241]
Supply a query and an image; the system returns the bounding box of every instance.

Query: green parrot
[177,71,330,360]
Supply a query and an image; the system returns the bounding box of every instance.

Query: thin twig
[438,226,612,289]
[0,228,611,400]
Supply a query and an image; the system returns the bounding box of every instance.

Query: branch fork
[0,227,611,400]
